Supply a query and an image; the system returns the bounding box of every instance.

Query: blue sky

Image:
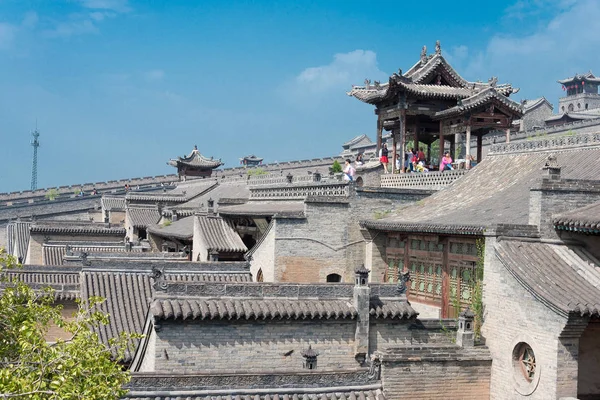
[1,0,599,192]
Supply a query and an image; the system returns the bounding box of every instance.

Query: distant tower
[557,72,600,114]
[30,129,40,190]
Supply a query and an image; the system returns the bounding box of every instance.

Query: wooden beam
[465,122,471,169]
[376,115,383,153]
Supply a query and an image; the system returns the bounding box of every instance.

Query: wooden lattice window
[517,343,536,382]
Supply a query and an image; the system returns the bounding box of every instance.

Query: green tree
[45,188,59,201]
[331,160,343,173]
[0,249,133,399]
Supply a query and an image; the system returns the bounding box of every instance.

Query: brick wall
[26,233,122,265]
[153,319,357,373]
[382,357,491,400]
[369,319,455,353]
[530,179,600,239]
[482,236,568,399]
[46,300,78,342]
[249,220,275,282]
[578,321,600,398]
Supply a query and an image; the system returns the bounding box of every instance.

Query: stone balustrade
[249,182,349,200]
[380,170,468,191]
[489,131,600,154]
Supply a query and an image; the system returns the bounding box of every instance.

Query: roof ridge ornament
[435,40,441,55]
[420,45,427,64]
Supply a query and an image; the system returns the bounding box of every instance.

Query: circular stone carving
[512,342,541,395]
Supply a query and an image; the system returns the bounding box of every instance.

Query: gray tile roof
[182,182,250,209]
[196,214,247,253]
[147,216,194,240]
[101,195,126,211]
[126,193,188,203]
[42,243,130,265]
[124,370,385,400]
[1,265,81,300]
[362,136,600,234]
[6,221,30,259]
[0,197,99,223]
[31,221,125,236]
[80,263,252,362]
[150,298,358,321]
[433,87,523,119]
[122,387,385,400]
[495,240,600,318]
[557,71,600,84]
[128,207,161,228]
[168,150,223,169]
[218,202,305,218]
[554,201,600,233]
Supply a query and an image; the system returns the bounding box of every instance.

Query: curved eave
[360,219,485,236]
[433,90,524,120]
[346,87,391,104]
[176,159,223,169]
[554,224,600,235]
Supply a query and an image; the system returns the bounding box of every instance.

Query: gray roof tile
[196,214,247,253]
[495,240,600,317]
[554,201,600,233]
[128,207,161,228]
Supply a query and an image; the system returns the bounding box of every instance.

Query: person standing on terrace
[379,143,389,174]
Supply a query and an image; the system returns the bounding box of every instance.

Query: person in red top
[417,147,426,163]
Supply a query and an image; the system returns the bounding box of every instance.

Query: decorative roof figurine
[435,40,441,55]
[420,45,427,64]
[167,145,223,181]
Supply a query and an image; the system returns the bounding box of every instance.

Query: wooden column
[399,110,406,173]
[476,134,483,163]
[438,120,445,171]
[505,127,511,143]
[441,237,449,318]
[449,135,456,161]
[376,115,383,153]
[465,123,471,169]
[391,129,398,174]
[427,143,431,163]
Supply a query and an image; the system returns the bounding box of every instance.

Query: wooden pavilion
[167,146,223,180]
[347,41,523,171]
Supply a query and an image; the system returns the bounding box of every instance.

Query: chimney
[456,307,475,347]
[542,153,561,181]
[207,198,215,215]
[353,265,371,358]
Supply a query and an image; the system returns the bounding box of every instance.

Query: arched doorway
[326,273,342,283]
[256,268,264,282]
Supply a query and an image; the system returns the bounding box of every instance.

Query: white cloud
[22,12,39,29]
[290,50,388,97]
[0,23,16,49]
[144,69,165,82]
[44,18,98,38]
[78,0,131,13]
[459,0,600,102]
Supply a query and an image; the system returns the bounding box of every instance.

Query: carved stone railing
[249,182,349,200]
[380,170,468,190]
[489,132,600,155]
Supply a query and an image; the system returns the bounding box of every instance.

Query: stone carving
[65,244,73,256]
[374,80,381,89]
[543,153,560,169]
[250,183,350,200]
[397,270,411,295]
[364,79,371,89]
[151,266,168,291]
[368,352,382,380]
[435,40,441,55]
[420,46,427,64]
[488,76,498,87]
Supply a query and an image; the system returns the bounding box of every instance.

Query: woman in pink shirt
[440,152,454,171]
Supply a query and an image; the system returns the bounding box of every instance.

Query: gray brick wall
[578,322,600,397]
[482,236,569,399]
[153,319,358,373]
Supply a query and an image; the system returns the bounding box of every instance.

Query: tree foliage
[0,249,132,399]
[331,160,343,173]
[44,189,59,201]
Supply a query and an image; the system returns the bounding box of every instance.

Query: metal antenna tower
[30,127,40,190]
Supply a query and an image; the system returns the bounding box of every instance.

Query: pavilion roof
[168,149,223,169]
[432,87,524,120]
[147,215,194,241]
[347,42,519,109]
[558,71,600,84]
